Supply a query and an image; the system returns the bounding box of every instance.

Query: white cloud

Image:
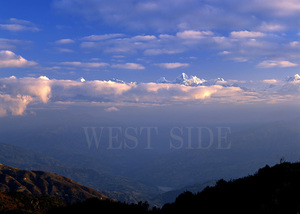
[132,35,157,41]
[262,79,279,84]
[0,94,32,116]
[177,30,214,39]
[112,63,145,70]
[251,0,300,16]
[60,61,109,68]
[218,51,231,55]
[0,18,39,32]
[0,76,51,103]
[104,106,120,112]
[290,41,300,48]
[0,50,37,68]
[55,38,75,44]
[257,60,298,68]
[157,63,189,69]
[0,76,52,116]
[257,22,286,32]
[230,31,266,38]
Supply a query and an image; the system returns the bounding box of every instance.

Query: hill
[49,162,300,214]
[0,164,110,204]
[160,162,300,214]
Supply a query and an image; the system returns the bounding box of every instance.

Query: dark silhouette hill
[160,162,300,214]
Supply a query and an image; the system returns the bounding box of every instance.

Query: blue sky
[0,0,300,120]
[1,0,300,81]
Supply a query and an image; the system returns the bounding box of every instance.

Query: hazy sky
[0,0,300,121]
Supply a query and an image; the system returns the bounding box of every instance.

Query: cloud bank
[0,73,299,117]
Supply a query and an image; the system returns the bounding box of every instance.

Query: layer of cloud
[0,50,37,68]
[0,74,299,117]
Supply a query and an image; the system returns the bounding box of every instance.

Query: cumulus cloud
[0,50,37,68]
[257,60,298,68]
[0,76,51,103]
[0,76,52,116]
[0,94,32,116]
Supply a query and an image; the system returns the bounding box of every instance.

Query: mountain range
[1,161,299,214]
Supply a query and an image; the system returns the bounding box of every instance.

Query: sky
[0,0,300,121]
